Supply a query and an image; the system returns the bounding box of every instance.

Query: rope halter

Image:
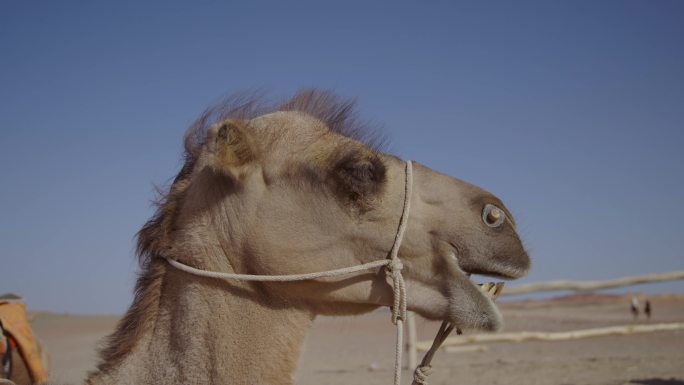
[164,160,414,385]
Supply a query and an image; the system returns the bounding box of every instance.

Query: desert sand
[29,294,684,385]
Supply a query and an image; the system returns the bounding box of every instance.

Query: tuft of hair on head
[279,89,387,151]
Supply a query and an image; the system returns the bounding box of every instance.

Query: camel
[83,90,530,385]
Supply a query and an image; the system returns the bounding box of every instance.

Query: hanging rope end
[413,365,432,385]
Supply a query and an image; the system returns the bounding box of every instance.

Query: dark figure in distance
[644,300,651,320]
[630,296,639,320]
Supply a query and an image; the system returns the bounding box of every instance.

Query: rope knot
[388,258,407,325]
[413,365,432,385]
[388,259,404,276]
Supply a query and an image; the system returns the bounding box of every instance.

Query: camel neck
[87,263,315,385]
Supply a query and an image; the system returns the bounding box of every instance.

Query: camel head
[149,90,530,332]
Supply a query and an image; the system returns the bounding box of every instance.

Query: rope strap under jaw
[163,160,414,385]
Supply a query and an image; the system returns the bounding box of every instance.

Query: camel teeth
[477,282,505,300]
[493,282,505,298]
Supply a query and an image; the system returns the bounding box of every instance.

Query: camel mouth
[440,253,524,331]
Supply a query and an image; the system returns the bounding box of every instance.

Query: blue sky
[1,1,682,314]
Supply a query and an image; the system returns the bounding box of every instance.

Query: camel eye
[482,204,505,228]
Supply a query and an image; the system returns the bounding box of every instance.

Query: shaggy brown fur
[91,90,384,376]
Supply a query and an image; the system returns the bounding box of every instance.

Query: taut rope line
[164,160,413,385]
[165,257,391,282]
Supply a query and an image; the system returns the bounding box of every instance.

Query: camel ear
[211,120,256,177]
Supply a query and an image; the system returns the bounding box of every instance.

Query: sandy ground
[29,294,684,385]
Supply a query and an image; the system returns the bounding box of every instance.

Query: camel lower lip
[446,275,505,331]
[446,255,506,330]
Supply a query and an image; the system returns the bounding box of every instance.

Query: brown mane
[91,89,384,377]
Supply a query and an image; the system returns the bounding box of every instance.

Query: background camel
[83,90,530,385]
[1,294,48,385]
